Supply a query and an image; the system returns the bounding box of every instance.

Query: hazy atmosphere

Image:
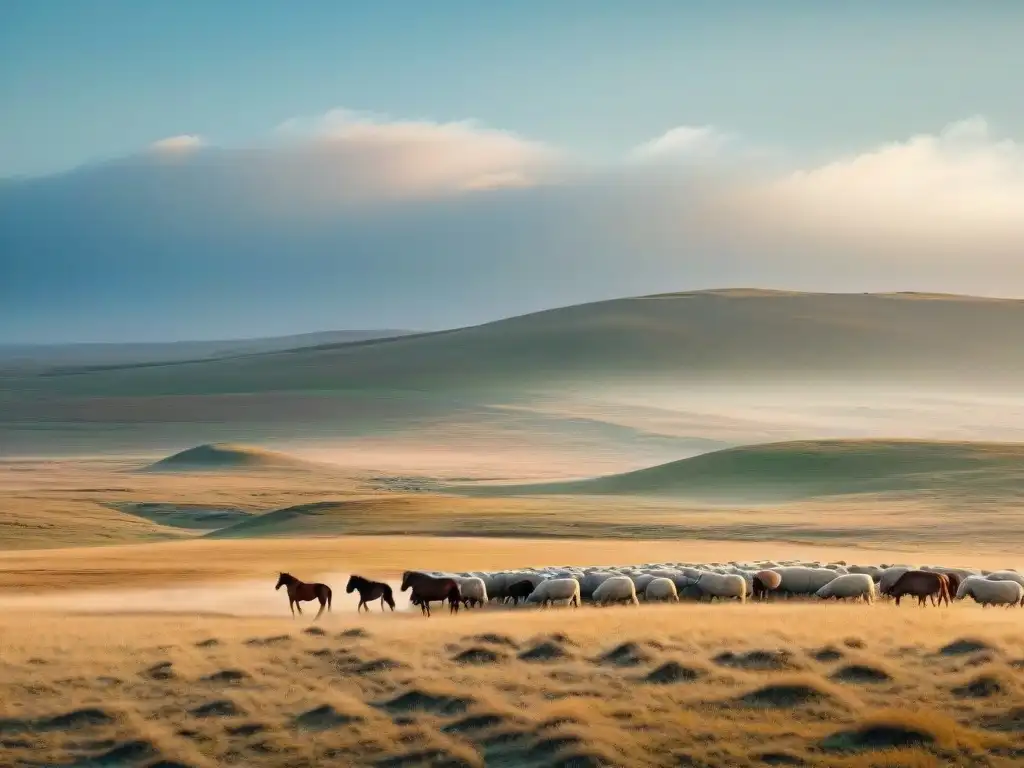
[4,5,1024,768]
[4,3,1024,341]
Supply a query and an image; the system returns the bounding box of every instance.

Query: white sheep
[985,571,1024,588]
[592,575,639,606]
[695,572,746,603]
[526,578,581,608]
[453,576,488,608]
[580,571,619,600]
[631,573,656,592]
[644,577,678,603]
[846,564,884,581]
[956,577,1024,607]
[815,573,875,603]
[773,566,837,597]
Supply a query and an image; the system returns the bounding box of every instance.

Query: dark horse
[275,572,332,620]
[346,574,396,613]
[400,570,461,617]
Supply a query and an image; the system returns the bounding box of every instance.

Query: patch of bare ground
[810,646,844,663]
[451,646,508,665]
[714,649,800,671]
[819,709,995,756]
[940,637,996,656]
[644,660,705,684]
[595,640,659,667]
[952,672,1012,699]
[831,663,894,684]
[735,676,844,709]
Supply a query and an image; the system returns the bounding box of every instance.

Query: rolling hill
[141,443,319,473]
[460,439,1024,503]
[0,329,412,372]
[9,290,1024,399]
[6,289,1024,457]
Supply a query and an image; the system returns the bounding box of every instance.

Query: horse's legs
[295,601,303,615]
[289,599,295,618]
[314,598,326,621]
[358,599,366,612]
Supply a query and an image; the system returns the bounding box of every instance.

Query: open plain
[5,291,1024,767]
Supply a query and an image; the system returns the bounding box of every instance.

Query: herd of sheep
[416,560,1024,610]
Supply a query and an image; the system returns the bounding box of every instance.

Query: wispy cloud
[149,134,206,152]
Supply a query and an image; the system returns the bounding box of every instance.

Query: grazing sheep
[526,578,581,608]
[888,570,949,607]
[956,577,1024,607]
[505,579,536,605]
[696,572,746,603]
[678,582,705,601]
[815,573,876,603]
[644,577,679,603]
[592,576,640,607]
[631,573,656,593]
[774,566,837,597]
[986,571,1024,588]
[752,570,782,601]
[453,576,488,608]
[579,571,619,601]
[847,564,884,581]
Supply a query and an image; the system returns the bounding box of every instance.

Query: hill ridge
[142,443,316,473]
[456,438,1024,503]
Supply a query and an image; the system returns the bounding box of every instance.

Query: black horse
[346,574,396,613]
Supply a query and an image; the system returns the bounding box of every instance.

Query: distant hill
[7,289,1024,458]
[0,329,412,372]
[142,443,317,473]
[460,439,1024,502]
[10,290,1024,400]
[206,496,478,539]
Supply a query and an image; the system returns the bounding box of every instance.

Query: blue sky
[3,2,1024,343]
[3,1,1022,178]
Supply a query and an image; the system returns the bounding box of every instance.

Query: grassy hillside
[142,443,319,473]
[7,289,1024,458]
[9,290,1024,400]
[0,497,190,551]
[0,328,412,371]
[464,439,1024,502]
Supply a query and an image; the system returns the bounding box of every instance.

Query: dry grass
[3,604,1024,767]
[8,456,1024,555]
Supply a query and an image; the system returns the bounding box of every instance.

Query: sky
[3,2,1024,342]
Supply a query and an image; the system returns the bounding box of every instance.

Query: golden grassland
[4,601,1024,767]
[5,449,1024,766]
[7,455,1024,555]
[2,536,1024,766]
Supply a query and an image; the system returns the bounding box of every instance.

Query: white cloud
[269,108,559,200]
[709,116,1024,257]
[149,134,205,152]
[629,125,732,162]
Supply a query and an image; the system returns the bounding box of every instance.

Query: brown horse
[889,571,949,607]
[275,572,332,620]
[346,574,396,613]
[400,570,461,616]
